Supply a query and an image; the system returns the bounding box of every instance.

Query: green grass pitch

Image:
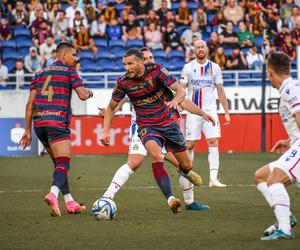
[0,153,299,250]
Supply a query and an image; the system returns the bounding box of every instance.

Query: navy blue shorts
[34,126,70,148]
[137,122,187,152]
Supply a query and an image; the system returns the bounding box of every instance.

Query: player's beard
[196,52,206,61]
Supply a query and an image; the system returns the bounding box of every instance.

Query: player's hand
[166,101,183,112]
[19,131,32,150]
[100,131,110,146]
[271,139,290,153]
[224,112,231,126]
[87,89,93,98]
[98,107,106,118]
[202,113,216,126]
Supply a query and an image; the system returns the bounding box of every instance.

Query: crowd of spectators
[0,0,300,88]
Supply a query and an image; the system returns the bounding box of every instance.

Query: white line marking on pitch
[0,184,256,194]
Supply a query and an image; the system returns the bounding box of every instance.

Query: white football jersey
[180,59,223,113]
[278,77,300,144]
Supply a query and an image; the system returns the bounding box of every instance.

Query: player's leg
[145,139,181,213]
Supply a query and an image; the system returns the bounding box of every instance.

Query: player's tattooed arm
[98,98,127,118]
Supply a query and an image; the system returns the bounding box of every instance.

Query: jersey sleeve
[157,64,177,87]
[30,73,38,91]
[112,79,126,103]
[284,85,300,114]
[213,63,223,85]
[180,64,189,87]
[68,67,84,89]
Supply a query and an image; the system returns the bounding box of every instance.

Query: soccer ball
[92,197,117,220]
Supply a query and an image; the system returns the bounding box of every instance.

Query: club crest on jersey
[140,128,147,136]
[145,78,154,87]
[285,89,290,95]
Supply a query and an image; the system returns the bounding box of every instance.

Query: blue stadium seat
[127,39,144,48]
[171,2,180,12]
[2,40,16,49]
[97,58,114,67]
[96,50,112,60]
[81,63,99,72]
[177,25,189,35]
[202,32,210,41]
[251,72,262,79]
[188,2,198,12]
[80,58,96,67]
[0,85,14,90]
[254,36,264,48]
[111,48,126,59]
[169,50,185,60]
[94,39,108,49]
[224,48,233,56]
[3,59,17,72]
[109,39,126,49]
[16,39,33,49]
[18,47,30,59]
[3,51,19,61]
[233,25,239,33]
[78,50,94,60]
[170,58,185,70]
[152,50,166,60]
[100,63,117,72]
[155,57,168,65]
[207,14,216,24]
[115,3,124,11]
[14,28,31,38]
[239,72,251,79]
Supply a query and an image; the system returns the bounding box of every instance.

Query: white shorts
[269,141,300,184]
[185,113,220,140]
[128,122,167,156]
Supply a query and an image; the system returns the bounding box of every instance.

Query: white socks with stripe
[179,175,194,205]
[208,147,219,181]
[103,164,134,200]
[257,182,273,207]
[269,183,291,234]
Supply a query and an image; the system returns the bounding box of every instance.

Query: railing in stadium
[2,69,297,90]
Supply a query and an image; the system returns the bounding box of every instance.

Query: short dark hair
[124,48,144,60]
[267,52,291,75]
[140,47,151,52]
[57,42,75,52]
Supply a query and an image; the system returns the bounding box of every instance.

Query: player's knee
[207,138,218,147]
[150,151,164,162]
[179,160,192,170]
[127,161,142,171]
[254,166,269,184]
[186,142,195,151]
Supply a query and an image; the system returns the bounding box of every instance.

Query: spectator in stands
[161,9,175,32]
[134,0,152,25]
[156,0,170,27]
[203,0,221,13]
[291,20,300,45]
[219,21,238,48]
[90,13,107,39]
[207,31,221,58]
[175,0,192,26]
[24,47,43,73]
[265,40,277,56]
[274,25,290,47]
[44,49,57,67]
[31,8,48,36]
[12,1,29,26]
[211,46,227,70]
[84,0,97,24]
[33,20,52,46]
[0,59,8,87]
[103,1,121,25]
[280,0,294,21]
[120,1,133,23]
[47,2,60,23]
[96,0,108,13]
[40,36,57,63]
[5,3,14,26]
[144,9,159,33]
[70,10,88,37]
[237,21,254,48]
[163,21,183,56]
[107,18,122,40]
[223,0,244,25]
[211,10,227,33]
[281,34,296,60]
[145,22,163,50]
[0,16,11,41]
[193,6,207,31]
[73,24,98,56]
[66,0,85,29]
[226,45,247,70]
[246,46,263,70]
[268,10,283,39]
[180,22,202,50]
[52,10,69,42]
[248,4,267,36]
[122,11,143,42]
[285,5,300,30]
[185,35,198,62]
[12,59,29,88]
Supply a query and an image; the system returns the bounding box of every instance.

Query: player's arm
[216,84,230,126]
[98,98,126,118]
[167,81,186,111]
[100,99,120,146]
[74,86,93,100]
[180,99,216,126]
[20,89,37,149]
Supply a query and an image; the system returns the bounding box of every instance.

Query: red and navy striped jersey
[30,61,83,128]
[112,64,179,127]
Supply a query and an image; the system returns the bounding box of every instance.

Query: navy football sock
[52,157,70,190]
[51,157,70,195]
[152,162,173,199]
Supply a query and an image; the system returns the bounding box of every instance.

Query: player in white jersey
[180,39,230,187]
[255,52,298,240]
[100,48,214,211]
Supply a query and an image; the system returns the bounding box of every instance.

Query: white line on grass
[0,184,256,194]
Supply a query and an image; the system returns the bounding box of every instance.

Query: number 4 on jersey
[41,75,54,101]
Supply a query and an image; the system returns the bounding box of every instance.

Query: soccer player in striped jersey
[100,48,203,213]
[100,47,213,211]
[255,52,298,240]
[20,42,93,216]
[180,39,230,187]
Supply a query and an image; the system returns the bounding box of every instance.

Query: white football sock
[208,147,219,181]
[257,182,272,207]
[188,149,194,162]
[50,185,59,199]
[269,183,291,234]
[63,193,74,203]
[179,175,194,205]
[103,164,134,199]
